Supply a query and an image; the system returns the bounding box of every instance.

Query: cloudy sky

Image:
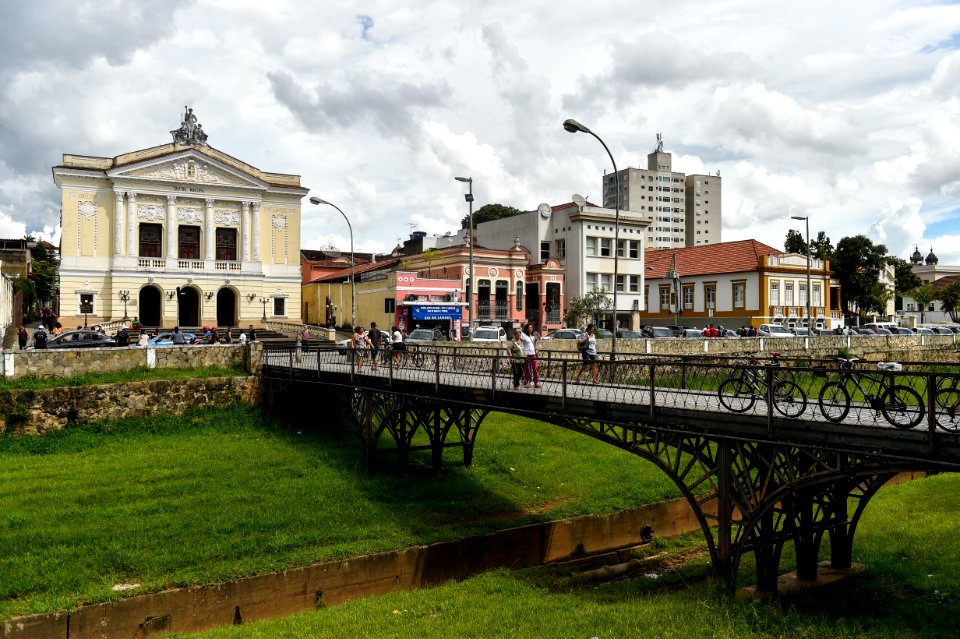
[2,0,959,264]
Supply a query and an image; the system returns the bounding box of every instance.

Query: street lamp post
[259,297,269,322]
[791,215,812,332]
[119,289,130,321]
[310,197,356,330]
[455,177,474,339]
[563,118,621,364]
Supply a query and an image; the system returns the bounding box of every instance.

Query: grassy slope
[0,406,678,618]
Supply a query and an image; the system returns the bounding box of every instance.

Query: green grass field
[0,405,679,619]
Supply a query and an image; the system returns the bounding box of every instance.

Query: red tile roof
[644,240,782,278]
[312,257,402,283]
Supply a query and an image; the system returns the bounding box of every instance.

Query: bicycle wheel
[935,386,960,432]
[880,385,924,429]
[818,382,850,423]
[718,378,756,412]
[936,376,960,408]
[772,380,807,418]
[411,349,425,368]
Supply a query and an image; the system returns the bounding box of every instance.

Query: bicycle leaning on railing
[717,352,808,418]
[934,368,960,433]
[817,357,924,429]
[376,342,425,369]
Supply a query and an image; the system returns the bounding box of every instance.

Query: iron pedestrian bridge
[260,344,960,593]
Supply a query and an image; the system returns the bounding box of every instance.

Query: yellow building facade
[52,107,306,328]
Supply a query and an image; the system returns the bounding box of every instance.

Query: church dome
[910,246,923,264]
[926,247,938,265]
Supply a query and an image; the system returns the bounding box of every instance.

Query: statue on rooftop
[171,106,209,145]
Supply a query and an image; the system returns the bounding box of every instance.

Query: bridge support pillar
[753,508,782,593]
[829,482,852,570]
[793,490,822,582]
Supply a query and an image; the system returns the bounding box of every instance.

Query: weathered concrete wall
[0,344,253,380]
[0,377,259,435]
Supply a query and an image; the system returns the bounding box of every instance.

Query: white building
[901,246,960,325]
[603,135,722,249]
[470,200,652,330]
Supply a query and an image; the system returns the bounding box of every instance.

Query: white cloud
[0,0,958,265]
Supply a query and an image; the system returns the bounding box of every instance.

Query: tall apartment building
[603,135,721,249]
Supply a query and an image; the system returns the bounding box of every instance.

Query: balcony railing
[137,258,165,271]
[136,257,244,273]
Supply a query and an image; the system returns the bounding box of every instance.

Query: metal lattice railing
[261,345,960,436]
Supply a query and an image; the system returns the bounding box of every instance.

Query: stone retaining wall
[472,334,960,363]
[0,343,254,379]
[0,376,259,435]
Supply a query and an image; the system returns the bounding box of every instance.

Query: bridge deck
[262,346,960,468]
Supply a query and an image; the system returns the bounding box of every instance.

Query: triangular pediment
[107,150,267,190]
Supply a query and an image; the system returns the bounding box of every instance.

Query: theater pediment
[108,152,267,190]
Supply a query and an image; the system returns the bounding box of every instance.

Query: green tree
[832,235,888,317]
[911,283,935,324]
[563,290,613,329]
[460,203,524,229]
[887,256,922,311]
[937,282,960,322]
[810,231,833,261]
[26,236,59,313]
[784,229,807,254]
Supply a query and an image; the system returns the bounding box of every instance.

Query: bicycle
[817,357,924,429]
[717,352,807,418]
[934,370,960,432]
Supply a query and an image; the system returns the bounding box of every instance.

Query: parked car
[914,327,935,335]
[758,324,793,337]
[893,327,914,335]
[790,327,812,336]
[641,325,676,339]
[147,332,198,346]
[406,328,447,342]
[470,326,506,342]
[681,328,704,338]
[596,328,614,339]
[617,330,644,339]
[35,329,117,349]
[930,326,955,335]
[667,325,686,337]
[544,328,582,340]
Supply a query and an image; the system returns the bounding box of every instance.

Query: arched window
[516,280,523,311]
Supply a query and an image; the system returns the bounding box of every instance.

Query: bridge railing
[262,344,960,438]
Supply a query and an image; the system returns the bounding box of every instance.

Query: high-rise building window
[540,241,550,260]
[600,238,612,257]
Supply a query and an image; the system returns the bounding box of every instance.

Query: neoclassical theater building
[52,107,306,328]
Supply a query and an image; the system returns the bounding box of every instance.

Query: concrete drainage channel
[2,498,707,639]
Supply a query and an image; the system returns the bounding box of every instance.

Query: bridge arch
[260,345,958,592]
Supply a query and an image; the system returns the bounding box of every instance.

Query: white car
[470,326,506,342]
[758,324,793,337]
